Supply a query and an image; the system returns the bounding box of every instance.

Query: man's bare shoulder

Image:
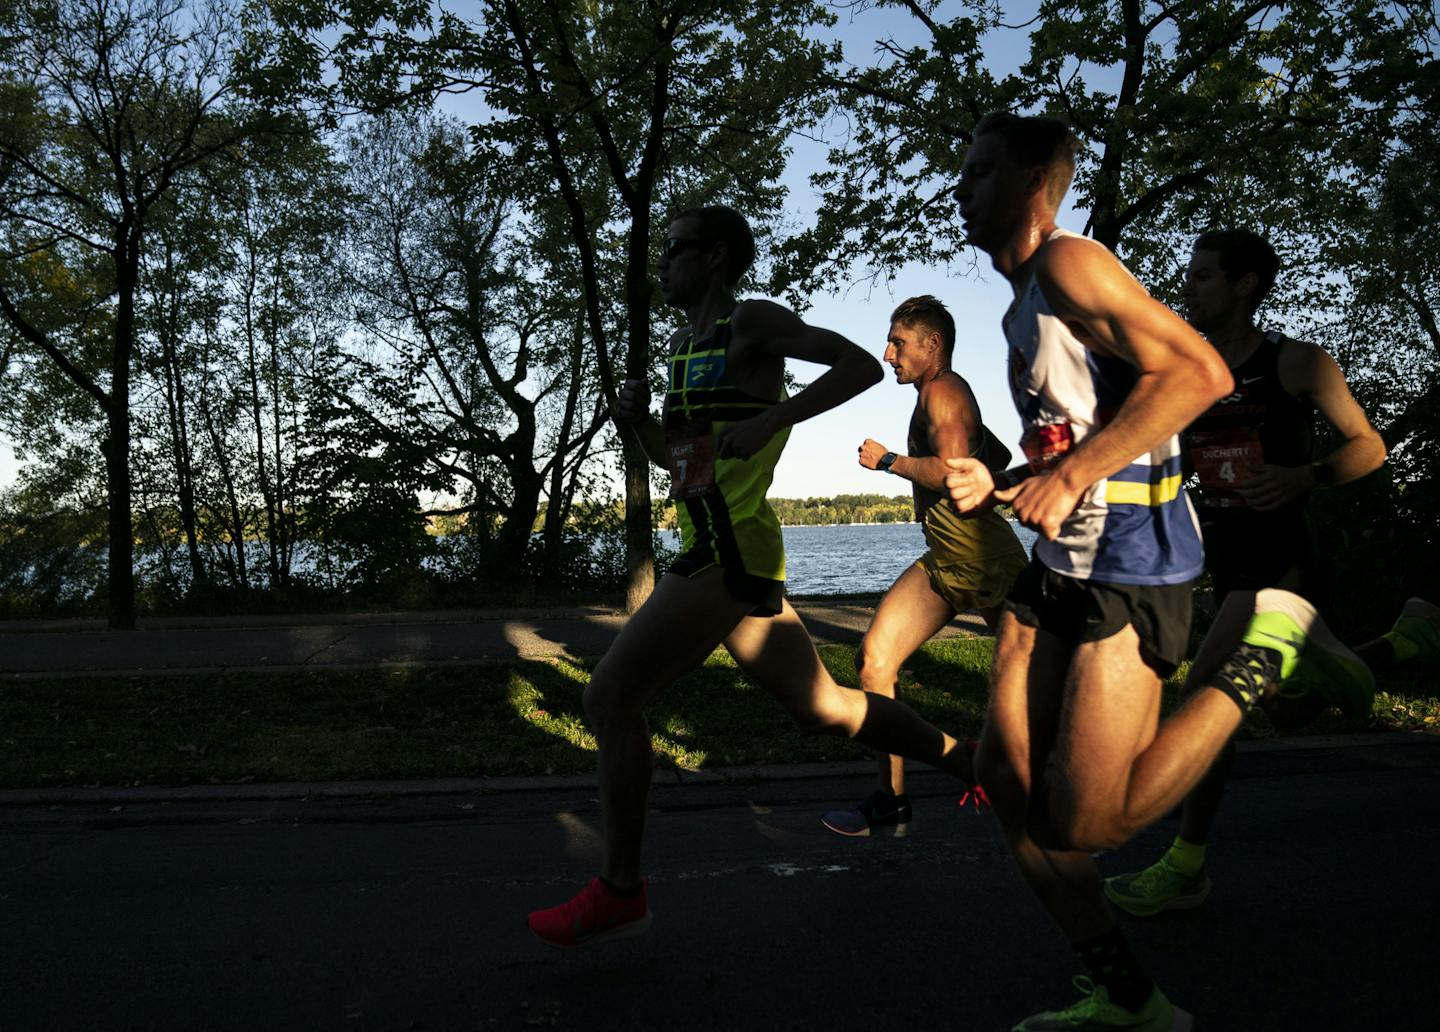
[1275,333,1327,363]
[1276,333,1343,395]
[1033,234,1128,298]
[730,298,798,338]
[918,372,980,420]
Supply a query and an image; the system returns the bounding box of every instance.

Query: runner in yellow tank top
[527,204,989,950]
[664,308,789,607]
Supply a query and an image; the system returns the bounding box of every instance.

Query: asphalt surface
[0,601,989,676]
[2,608,1436,1030]
[2,733,1438,1031]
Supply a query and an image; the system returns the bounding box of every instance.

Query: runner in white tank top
[941,112,1373,1032]
[1002,227,1203,586]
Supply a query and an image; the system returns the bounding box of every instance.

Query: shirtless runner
[821,295,1026,837]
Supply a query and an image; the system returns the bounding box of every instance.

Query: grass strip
[0,638,1434,789]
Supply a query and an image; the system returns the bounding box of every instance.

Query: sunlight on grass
[1,637,1433,788]
[1374,691,1440,729]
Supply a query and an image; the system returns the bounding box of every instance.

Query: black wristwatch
[877,451,898,473]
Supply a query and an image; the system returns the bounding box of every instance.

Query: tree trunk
[542,329,587,577]
[501,464,544,563]
[242,263,280,588]
[106,250,139,628]
[101,424,135,628]
[199,385,249,590]
[623,437,655,613]
[158,296,206,591]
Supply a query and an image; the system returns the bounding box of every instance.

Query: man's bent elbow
[1198,353,1234,404]
[852,350,884,391]
[1367,432,1388,473]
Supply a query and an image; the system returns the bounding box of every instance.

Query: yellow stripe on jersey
[1104,473,1185,506]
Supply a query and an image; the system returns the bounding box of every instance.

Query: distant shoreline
[778,520,921,528]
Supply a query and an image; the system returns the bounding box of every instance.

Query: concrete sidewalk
[0,600,989,677]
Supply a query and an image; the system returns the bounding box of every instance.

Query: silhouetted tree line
[0,1,1434,632]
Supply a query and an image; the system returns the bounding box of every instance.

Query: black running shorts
[1201,509,1324,606]
[1004,557,1194,676]
[668,547,784,618]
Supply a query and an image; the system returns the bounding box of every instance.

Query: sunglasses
[660,236,712,259]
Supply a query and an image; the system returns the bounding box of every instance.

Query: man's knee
[581,674,614,728]
[855,636,901,693]
[973,739,1011,794]
[777,681,865,738]
[974,738,1030,831]
[1031,769,1135,852]
[582,662,646,731]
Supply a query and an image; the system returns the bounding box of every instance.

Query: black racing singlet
[1187,331,1320,597]
[1186,331,1313,514]
[905,373,1010,521]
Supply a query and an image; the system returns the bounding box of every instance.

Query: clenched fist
[614,378,650,425]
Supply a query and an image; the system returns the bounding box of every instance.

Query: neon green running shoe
[1243,589,1375,719]
[1386,597,1440,665]
[1012,979,1193,1031]
[1104,855,1211,917]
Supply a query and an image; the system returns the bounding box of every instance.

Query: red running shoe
[958,784,990,813]
[958,740,990,813]
[527,877,652,948]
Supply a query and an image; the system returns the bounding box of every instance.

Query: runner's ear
[1235,270,1259,309]
[711,240,729,283]
[1025,164,1047,203]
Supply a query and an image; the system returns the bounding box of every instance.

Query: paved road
[1,734,1436,1031]
[0,602,989,676]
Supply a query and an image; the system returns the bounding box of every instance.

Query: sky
[752,2,1045,499]
[0,2,1058,501]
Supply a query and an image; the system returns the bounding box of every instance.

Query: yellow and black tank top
[663,310,789,585]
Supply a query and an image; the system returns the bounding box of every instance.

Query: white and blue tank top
[1002,229,1203,586]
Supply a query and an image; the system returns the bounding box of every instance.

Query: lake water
[661,521,1038,596]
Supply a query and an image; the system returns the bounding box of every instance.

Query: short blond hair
[889,295,954,356]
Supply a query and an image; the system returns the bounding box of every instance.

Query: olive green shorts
[916,548,1026,615]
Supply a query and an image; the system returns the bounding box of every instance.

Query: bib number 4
[1189,428,1264,507]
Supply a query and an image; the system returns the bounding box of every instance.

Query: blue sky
[0,3,1059,501]
[761,2,1048,499]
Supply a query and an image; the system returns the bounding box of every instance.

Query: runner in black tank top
[1105,231,1440,925]
[1186,331,1320,601]
[820,295,1025,838]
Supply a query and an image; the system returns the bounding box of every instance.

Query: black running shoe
[820,790,913,837]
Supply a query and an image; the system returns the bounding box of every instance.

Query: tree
[337,110,611,573]
[116,115,346,603]
[251,0,839,610]
[781,1,1437,298]
[791,0,1438,631]
[0,0,266,627]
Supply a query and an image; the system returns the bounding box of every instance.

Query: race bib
[1189,427,1264,507]
[1021,422,1074,472]
[666,418,716,500]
